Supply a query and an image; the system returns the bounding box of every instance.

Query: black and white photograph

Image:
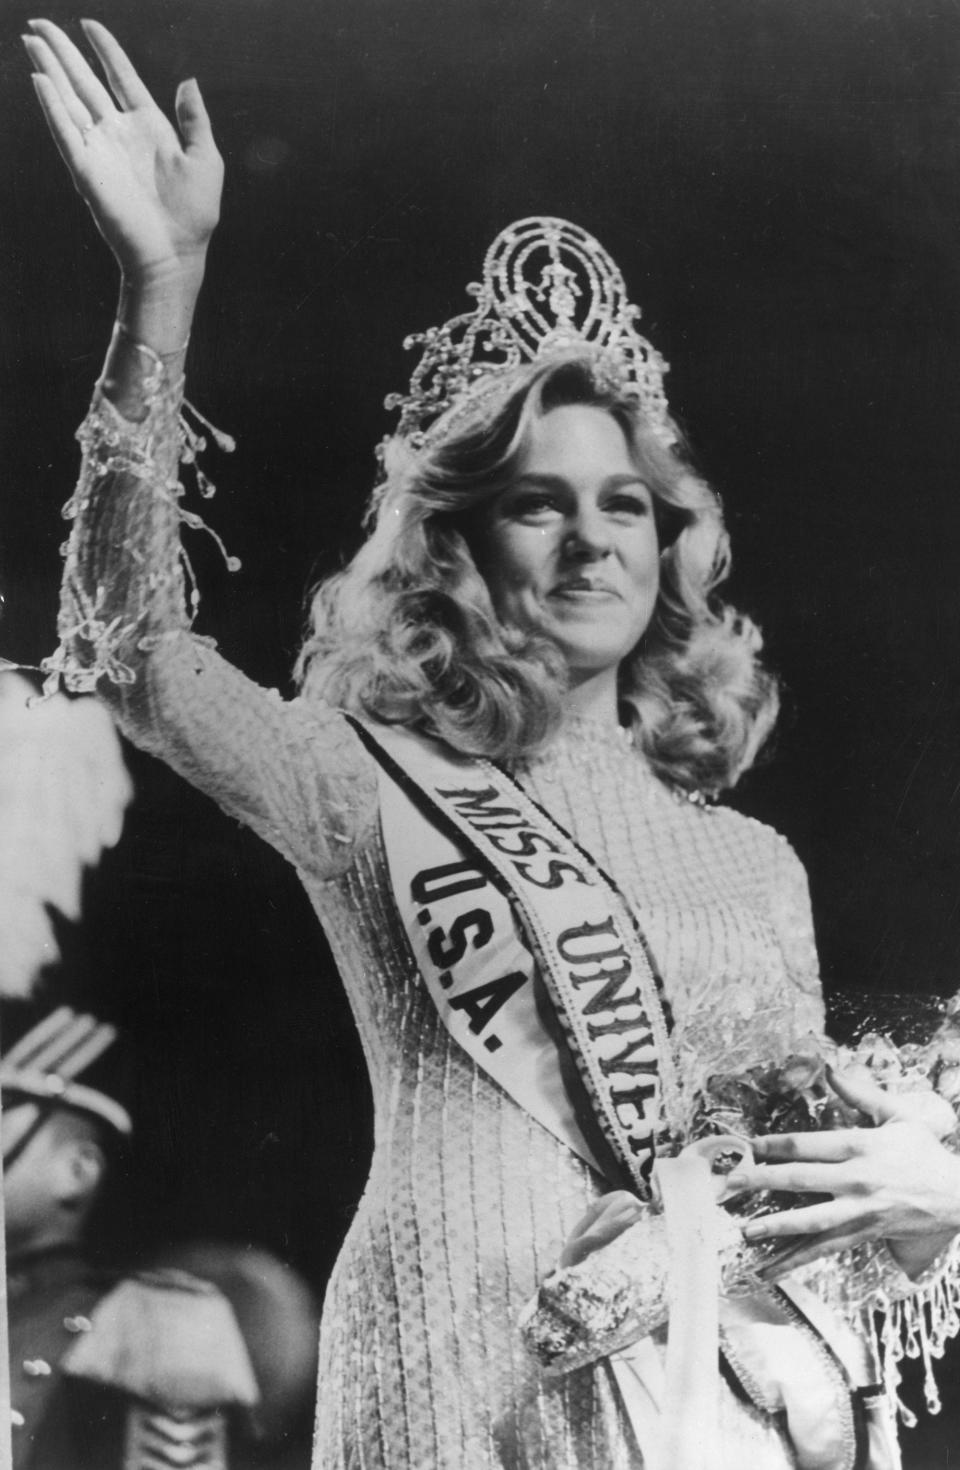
[3,2,960,1467]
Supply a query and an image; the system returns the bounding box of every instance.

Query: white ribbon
[653,1145,724,1470]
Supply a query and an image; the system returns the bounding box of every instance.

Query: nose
[561,505,611,561]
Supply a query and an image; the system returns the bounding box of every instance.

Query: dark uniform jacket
[8,1249,124,1470]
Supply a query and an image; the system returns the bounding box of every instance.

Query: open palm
[25,19,222,283]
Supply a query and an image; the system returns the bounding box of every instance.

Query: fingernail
[725,1173,747,1190]
[742,1222,766,1241]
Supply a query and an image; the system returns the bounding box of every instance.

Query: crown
[383,216,670,450]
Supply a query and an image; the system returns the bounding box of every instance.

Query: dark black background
[2,1,960,1461]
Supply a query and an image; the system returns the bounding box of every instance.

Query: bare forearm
[101,260,206,419]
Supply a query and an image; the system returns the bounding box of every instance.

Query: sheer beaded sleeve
[42,356,376,881]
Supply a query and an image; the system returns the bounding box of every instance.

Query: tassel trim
[867,1236,960,1425]
[40,337,237,698]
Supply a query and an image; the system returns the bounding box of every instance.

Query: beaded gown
[51,385,828,1469]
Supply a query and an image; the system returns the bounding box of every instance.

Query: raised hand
[24,19,222,291]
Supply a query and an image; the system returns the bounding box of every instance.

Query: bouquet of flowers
[520,996,960,1384]
[694,1009,960,1143]
[689,999,960,1282]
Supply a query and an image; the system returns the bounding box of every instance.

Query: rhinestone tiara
[383,216,670,450]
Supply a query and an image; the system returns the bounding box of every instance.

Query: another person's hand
[730,1067,960,1279]
[24,19,222,294]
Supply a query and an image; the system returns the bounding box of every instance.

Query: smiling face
[471,404,660,704]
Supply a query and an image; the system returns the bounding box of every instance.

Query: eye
[604,490,652,519]
[501,491,561,522]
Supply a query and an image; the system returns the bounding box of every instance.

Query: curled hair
[296,355,778,793]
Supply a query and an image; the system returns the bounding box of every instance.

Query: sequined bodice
[516,725,822,1087]
[50,389,824,1469]
[308,715,821,1468]
[88,644,821,1468]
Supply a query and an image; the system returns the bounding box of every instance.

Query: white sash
[350,720,898,1470]
[350,719,684,1193]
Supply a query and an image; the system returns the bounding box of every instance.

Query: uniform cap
[0,1004,133,1140]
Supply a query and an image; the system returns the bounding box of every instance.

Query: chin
[561,648,634,680]
[546,620,649,678]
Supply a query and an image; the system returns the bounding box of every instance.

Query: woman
[21,20,960,1468]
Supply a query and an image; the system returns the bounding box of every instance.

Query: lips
[549,577,620,599]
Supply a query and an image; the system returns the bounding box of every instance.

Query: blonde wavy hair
[296,355,778,794]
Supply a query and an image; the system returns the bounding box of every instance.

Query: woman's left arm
[731,1069,960,1280]
[759,836,960,1276]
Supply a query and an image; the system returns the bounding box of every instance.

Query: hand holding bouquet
[520,1002,960,1378]
[693,1010,960,1285]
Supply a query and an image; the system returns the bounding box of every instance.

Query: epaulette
[63,1268,259,1470]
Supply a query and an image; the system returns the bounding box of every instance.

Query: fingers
[565,1197,611,1241]
[826,1064,896,1124]
[175,78,217,156]
[26,20,216,163]
[734,1162,841,1198]
[30,73,88,176]
[731,1155,843,1197]
[565,1191,638,1240]
[750,1129,860,1164]
[759,1226,872,1278]
[2,1101,42,1162]
[743,1197,863,1242]
[78,19,154,110]
[560,1191,644,1268]
[24,34,94,134]
[27,19,114,122]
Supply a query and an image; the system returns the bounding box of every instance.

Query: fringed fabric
[41,340,237,699]
[853,1236,960,1424]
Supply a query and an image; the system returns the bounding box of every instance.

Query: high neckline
[555,710,635,747]
[517,713,714,810]
[519,712,645,780]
